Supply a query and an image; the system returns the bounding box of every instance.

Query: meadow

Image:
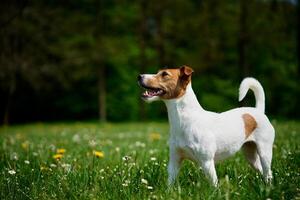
[0,120,299,200]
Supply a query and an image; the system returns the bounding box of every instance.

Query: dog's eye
[161,71,169,77]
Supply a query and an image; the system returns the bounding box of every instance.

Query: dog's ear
[180,65,194,77]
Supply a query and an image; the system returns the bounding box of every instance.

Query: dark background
[0,0,299,124]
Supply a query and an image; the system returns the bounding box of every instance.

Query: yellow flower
[53,154,63,160]
[21,141,29,150]
[56,148,66,154]
[149,133,161,141]
[93,151,104,158]
[40,166,48,171]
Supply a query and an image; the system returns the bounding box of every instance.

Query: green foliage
[0,121,299,199]
[0,0,298,123]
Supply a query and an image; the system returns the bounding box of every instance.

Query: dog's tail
[239,77,265,113]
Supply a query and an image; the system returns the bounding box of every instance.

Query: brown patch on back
[242,113,257,138]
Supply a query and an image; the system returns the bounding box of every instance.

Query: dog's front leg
[201,159,218,187]
[167,147,181,186]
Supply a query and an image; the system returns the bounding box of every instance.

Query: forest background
[0,0,299,124]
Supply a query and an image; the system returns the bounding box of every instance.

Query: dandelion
[8,169,16,175]
[16,133,22,140]
[40,166,48,171]
[93,150,104,158]
[53,154,63,160]
[24,160,30,165]
[21,141,29,150]
[56,148,66,154]
[149,132,161,141]
[141,178,148,185]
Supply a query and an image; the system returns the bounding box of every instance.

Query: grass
[0,120,299,200]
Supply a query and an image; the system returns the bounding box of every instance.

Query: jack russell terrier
[138,66,275,186]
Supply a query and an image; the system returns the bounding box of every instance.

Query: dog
[138,66,275,186]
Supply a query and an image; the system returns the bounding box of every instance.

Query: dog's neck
[163,83,204,127]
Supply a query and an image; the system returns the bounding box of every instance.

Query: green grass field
[0,121,299,200]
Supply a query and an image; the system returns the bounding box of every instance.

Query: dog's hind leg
[257,142,273,183]
[242,141,263,174]
[256,127,275,183]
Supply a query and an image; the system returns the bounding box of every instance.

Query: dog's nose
[138,74,143,81]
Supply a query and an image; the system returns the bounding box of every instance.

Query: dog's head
[138,66,194,102]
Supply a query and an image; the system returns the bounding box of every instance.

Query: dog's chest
[169,120,202,162]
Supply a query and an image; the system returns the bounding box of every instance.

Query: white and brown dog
[138,66,275,186]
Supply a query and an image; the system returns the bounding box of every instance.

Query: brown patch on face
[143,65,194,99]
[242,113,257,138]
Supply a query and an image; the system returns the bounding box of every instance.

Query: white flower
[72,134,81,143]
[24,160,30,164]
[8,169,16,175]
[150,157,157,161]
[149,149,158,155]
[49,144,56,151]
[88,140,97,147]
[115,147,120,152]
[147,186,153,190]
[50,164,57,168]
[11,152,18,160]
[61,163,71,173]
[122,156,131,161]
[122,180,130,187]
[32,152,38,156]
[135,141,146,148]
[141,178,148,185]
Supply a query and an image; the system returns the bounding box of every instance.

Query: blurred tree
[0,0,298,124]
[238,0,250,78]
[138,0,148,120]
[297,0,300,75]
[94,0,107,122]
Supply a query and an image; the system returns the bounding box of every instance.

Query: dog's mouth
[140,84,165,98]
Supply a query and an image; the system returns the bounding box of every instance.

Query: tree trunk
[139,0,147,120]
[95,0,106,122]
[98,67,106,122]
[297,0,300,76]
[3,72,16,125]
[238,0,249,78]
[155,5,165,67]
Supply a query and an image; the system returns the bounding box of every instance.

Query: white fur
[239,78,265,113]
[145,76,275,186]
